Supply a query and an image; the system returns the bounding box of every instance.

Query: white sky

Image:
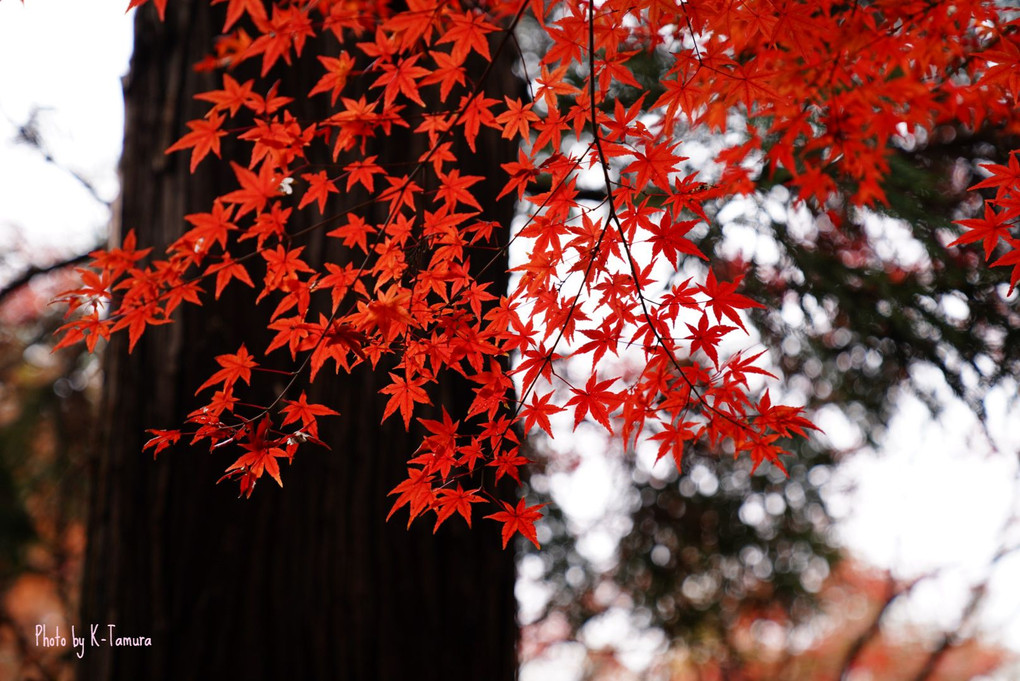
[1,0,1018,676]
[0,0,131,262]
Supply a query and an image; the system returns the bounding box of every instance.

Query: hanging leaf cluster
[55,0,1020,547]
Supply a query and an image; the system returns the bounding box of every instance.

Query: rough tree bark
[79,2,519,679]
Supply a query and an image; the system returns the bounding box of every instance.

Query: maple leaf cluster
[54,0,1020,548]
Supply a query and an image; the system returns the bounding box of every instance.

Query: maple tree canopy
[55,0,1020,549]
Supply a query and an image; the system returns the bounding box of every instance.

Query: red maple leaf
[127,0,168,20]
[298,171,340,213]
[211,0,267,32]
[221,161,282,218]
[485,498,546,549]
[949,202,1014,260]
[433,485,484,531]
[205,254,255,299]
[308,52,355,105]
[165,111,227,172]
[380,372,431,428]
[564,374,622,432]
[685,313,735,368]
[280,391,339,438]
[386,467,436,528]
[969,152,1020,199]
[142,429,181,459]
[195,74,256,116]
[195,344,258,394]
[697,270,764,332]
[623,140,685,190]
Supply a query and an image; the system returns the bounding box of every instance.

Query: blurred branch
[909,542,1020,681]
[0,106,107,308]
[5,107,113,208]
[0,251,94,307]
[0,608,60,681]
[910,463,1020,681]
[837,571,926,681]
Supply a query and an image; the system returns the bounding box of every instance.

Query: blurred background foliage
[0,222,99,681]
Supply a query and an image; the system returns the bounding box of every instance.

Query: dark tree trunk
[79,2,519,680]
